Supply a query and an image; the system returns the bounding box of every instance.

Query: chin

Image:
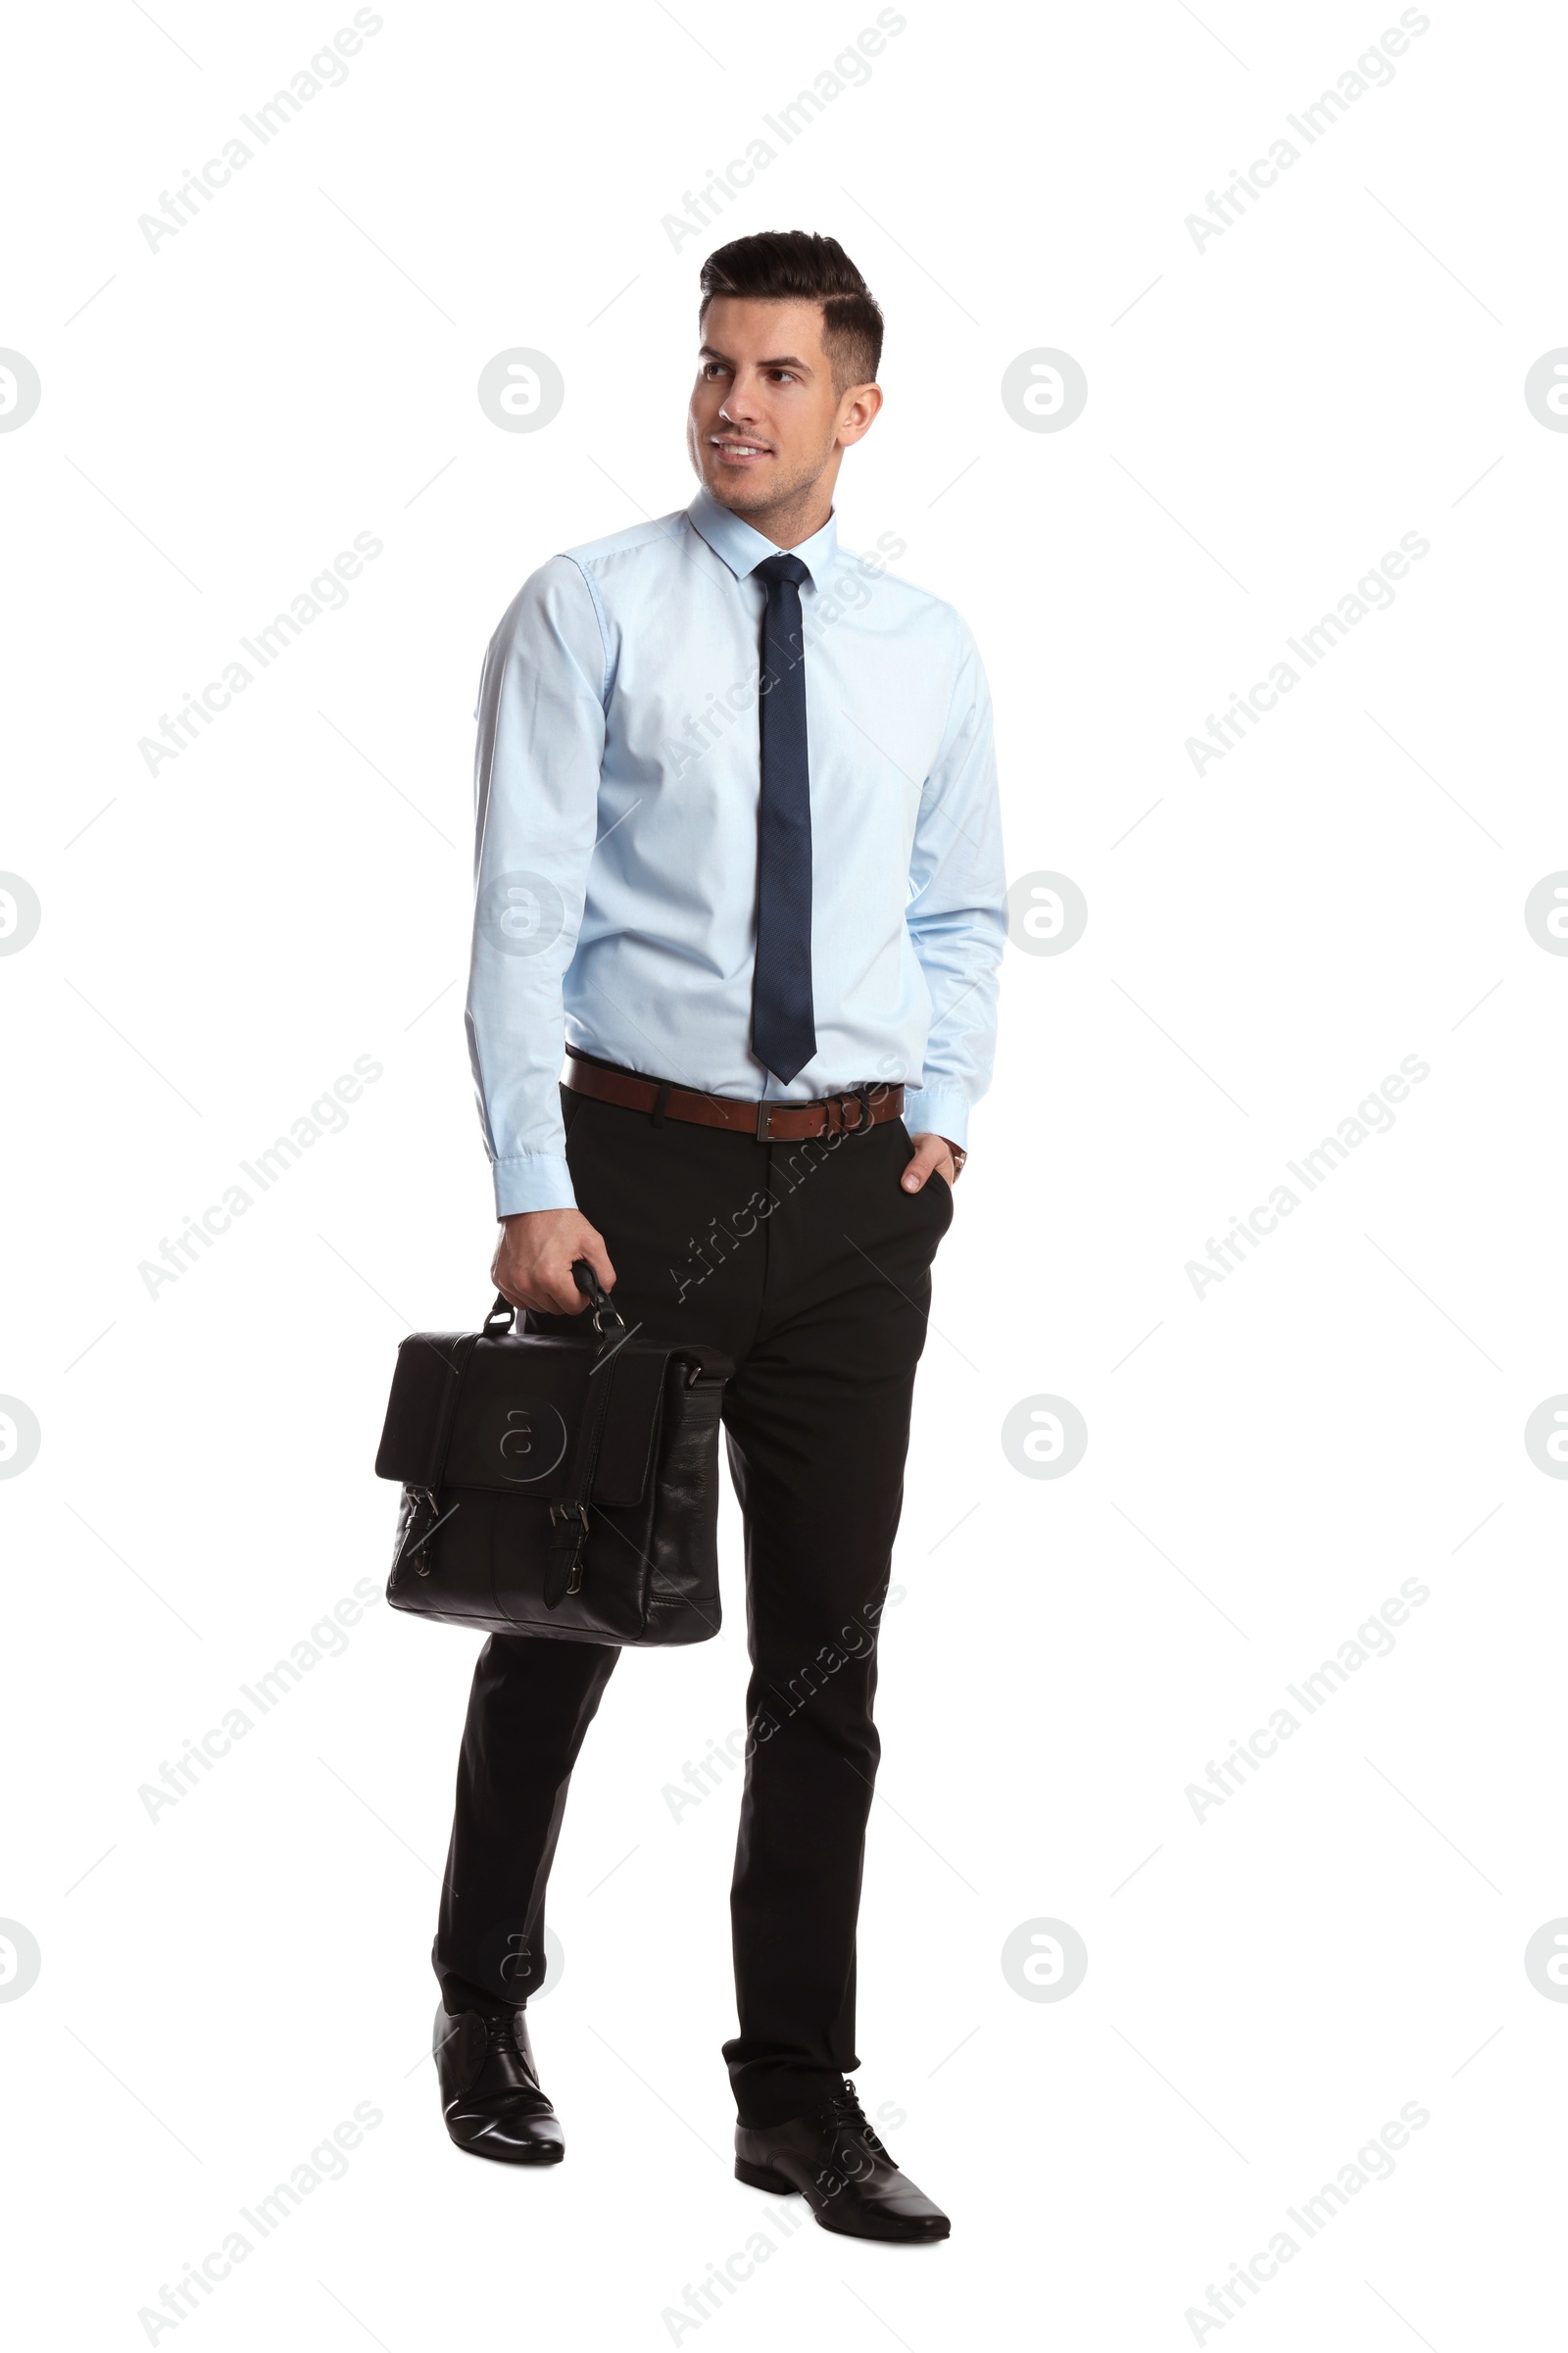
[706,466,786,515]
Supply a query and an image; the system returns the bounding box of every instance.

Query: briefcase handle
[482,1259,626,1341]
[571,1258,627,1336]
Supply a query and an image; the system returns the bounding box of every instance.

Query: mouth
[710,438,773,466]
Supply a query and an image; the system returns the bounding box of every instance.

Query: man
[433,230,1005,2242]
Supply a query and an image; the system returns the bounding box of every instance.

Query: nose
[719,380,762,424]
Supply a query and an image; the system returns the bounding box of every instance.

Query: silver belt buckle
[755,1099,777,1142]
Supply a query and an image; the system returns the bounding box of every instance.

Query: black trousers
[433,1070,953,2126]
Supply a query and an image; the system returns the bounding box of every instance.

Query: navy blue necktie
[751,552,816,1084]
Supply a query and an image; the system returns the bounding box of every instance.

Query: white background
[4,1,1565,2345]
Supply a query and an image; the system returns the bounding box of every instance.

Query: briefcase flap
[375,1331,728,1505]
[373,1332,471,1488]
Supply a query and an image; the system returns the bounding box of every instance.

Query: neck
[722,479,835,551]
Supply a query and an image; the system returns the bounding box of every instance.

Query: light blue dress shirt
[466,486,1006,1216]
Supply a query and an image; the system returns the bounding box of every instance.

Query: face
[686,295,882,528]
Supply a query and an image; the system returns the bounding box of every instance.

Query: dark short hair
[699,231,883,392]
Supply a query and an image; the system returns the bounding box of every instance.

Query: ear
[836,381,884,448]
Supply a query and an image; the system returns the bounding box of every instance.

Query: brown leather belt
[564,1055,904,1143]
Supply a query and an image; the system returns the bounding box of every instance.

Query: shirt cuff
[493,1152,577,1217]
[902,1086,971,1152]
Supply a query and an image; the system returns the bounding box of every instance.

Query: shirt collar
[686,483,838,589]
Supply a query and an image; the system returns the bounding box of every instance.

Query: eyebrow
[698,344,815,372]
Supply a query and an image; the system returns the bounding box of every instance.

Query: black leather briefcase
[375,1268,730,1645]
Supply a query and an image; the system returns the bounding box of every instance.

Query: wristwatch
[942,1140,967,1181]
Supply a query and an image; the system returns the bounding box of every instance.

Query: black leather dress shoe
[735,2081,950,2241]
[433,2002,564,2164]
